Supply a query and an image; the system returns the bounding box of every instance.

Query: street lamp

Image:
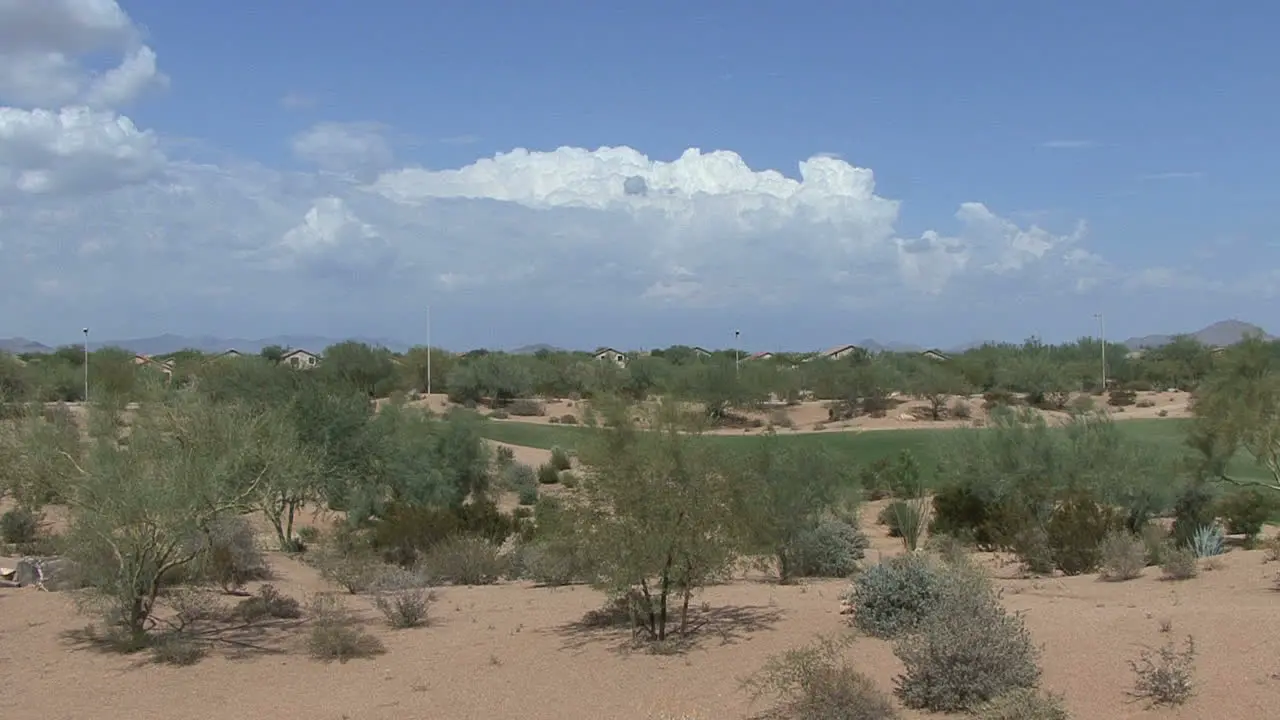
[1093,313,1106,391]
[734,330,741,377]
[82,327,89,403]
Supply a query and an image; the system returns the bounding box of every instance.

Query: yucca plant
[1189,524,1224,558]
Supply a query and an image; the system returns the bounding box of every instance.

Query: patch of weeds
[149,632,208,666]
[743,634,899,720]
[234,584,303,623]
[306,595,386,663]
[421,535,507,585]
[1128,636,1196,707]
[1160,546,1198,581]
[972,688,1070,720]
[549,446,572,471]
[1099,531,1146,582]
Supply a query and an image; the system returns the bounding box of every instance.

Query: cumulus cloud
[0,106,164,195]
[292,122,395,178]
[0,0,167,109]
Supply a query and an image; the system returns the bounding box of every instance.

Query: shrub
[877,502,905,537]
[306,595,386,662]
[982,391,1019,411]
[536,462,560,485]
[559,413,578,424]
[1129,636,1195,707]
[421,535,507,585]
[1068,394,1095,414]
[371,501,517,566]
[950,399,971,419]
[893,562,1041,712]
[549,446,572,471]
[517,539,590,586]
[200,515,270,593]
[517,484,538,506]
[502,461,536,490]
[744,634,899,720]
[1135,399,1155,408]
[507,398,545,417]
[1107,390,1137,407]
[1099,531,1146,581]
[494,445,515,467]
[1160,546,1198,580]
[0,506,40,545]
[1157,409,1168,417]
[488,409,509,419]
[1214,488,1277,546]
[373,584,434,629]
[789,519,868,579]
[846,553,947,639]
[859,458,894,501]
[558,470,578,488]
[313,549,385,593]
[972,689,1070,720]
[150,633,208,666]
[548,416,560,424]
[235,584,303,622]
[296,525,321,545]
[1171,483,1215,547]
[1139,523,1168,566]
[1044,492,1120,575]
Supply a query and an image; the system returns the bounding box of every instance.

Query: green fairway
[477,418,1269,485]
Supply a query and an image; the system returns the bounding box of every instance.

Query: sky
[1,1,1277,352]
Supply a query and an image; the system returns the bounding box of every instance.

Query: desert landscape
[2,334,1279,720]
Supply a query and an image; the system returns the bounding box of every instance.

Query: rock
[13,556,76,590]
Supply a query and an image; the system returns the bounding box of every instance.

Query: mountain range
[0,319,1270,357]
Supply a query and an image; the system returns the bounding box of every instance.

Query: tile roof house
[745,351,775,361]
[817,344,865,360]
[920,349,950,362]
[592,347,628,368]
[280,348,320,369]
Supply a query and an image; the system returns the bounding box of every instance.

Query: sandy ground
[441,390,1194,436]
[3,497,1278,720]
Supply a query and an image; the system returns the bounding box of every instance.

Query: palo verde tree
[909,360,971,420]
[563,398,739,641]
[1187,335,1280,492]
[38,394,310,642]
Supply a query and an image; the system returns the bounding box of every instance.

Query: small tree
[562,401,738,641]
[43,396,299,643]
[911,362,970,421]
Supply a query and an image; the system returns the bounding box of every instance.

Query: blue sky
[1,1,1276,351]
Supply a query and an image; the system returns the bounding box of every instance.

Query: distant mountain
[0,337,54,354]
[510,343,564,354]
[1123,319,1272,350]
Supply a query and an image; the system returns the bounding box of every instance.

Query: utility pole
[82,327,89,403]
[426,305,432,398]
[1094,312,1106,391]
[734,330,741,377]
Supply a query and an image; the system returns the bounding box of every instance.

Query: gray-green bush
[788,519,868,579]
[845,553,948,639]
[744,634,899,720]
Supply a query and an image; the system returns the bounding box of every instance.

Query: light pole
[1093,312,1106,391]
[426,305,432,398]
[82,327,89,403]
[734,330,741,377]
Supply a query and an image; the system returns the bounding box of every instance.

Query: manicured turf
[477,417,1269,485]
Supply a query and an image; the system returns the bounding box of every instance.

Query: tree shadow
[551,601,785,655]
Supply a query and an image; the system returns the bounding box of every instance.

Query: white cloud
[292,122,395,178]
[0,106,165,195]
[0,0,166,109]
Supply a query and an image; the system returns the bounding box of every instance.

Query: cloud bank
[1,0,1186,346]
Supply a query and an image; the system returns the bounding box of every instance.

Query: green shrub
[1139,523,1168,566]
[536,462,560,485]
[789,519,869,579]
[306,595,386,663]
[517,484,538,505]
[234,584,303,622]
[1214,488,1277,545]
[516,539,590,586]
[506,398,545,417]
[549,446,572,471]
[489,409,510,419]
[150,633,208,666]
[973,688,1070,720]
[860,458,895,501]
[1044,492,1121,575]
[421,535,507,585]
[1068,394,1095,414]
[878,502,905,537]
[199,515,270,593]
[370,501,517,566]
[371,571,435,629]
[893,562,1041,712]
[1107,390,1137,407]
[982,390,1019,410]
[502,461,536,490]
[558,470,578,488]
[950,399,971,419]
[744,635,899,720]
[1099,531,1146,581]
[846,553,947,639]
[560,413,578,424]
[929,485,1010,550]
[1129,636,1195,707]
[494,445,515,467]
[0,506,40,545]
[1171,483,1215,547]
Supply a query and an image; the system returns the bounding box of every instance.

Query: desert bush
[1129,636,1195,706]
[788,519,868,579]
[306,594,386,662]
[1160,546,1198,580]
[893,562,1041,712]
[199,515,270,594]
[494,445,515,466]
[518,484,538,505]
[373,577,434,629]
[506,398,545,417]
[150,633,208,666]
[1135,399,1155,408]
[859,458,894,501]
[846,553,947,639]
[549,416,560,424]
[1107,389,1137,407]
[0,506,39,544]
[502,460,536,488]
[312,548,385,593]
[744,634,899,720]
[1139,523,1168,566]
[1068,394,1094,414]
[1189,523,1225,557]
[877,502,905,537]
[1157,409,1168,417]
[1171,483,1215,547]
[296,525,320,545]
[517,538,591,586]
[489,409,509,419]
[559,413,578,424]
[549,446,572,471]
[1214,487,1277,546]
[982,391,1019,410]
[235,583,303,622]
[1099,531,1146,581]
[421,535,507,585]
[950,399,971,419]
[972,688,1070,720]
[370,501,517,566]
[536,462,560,485]
[559,470,578,488]
[1044,492,1121,575]
[924,533,970,566]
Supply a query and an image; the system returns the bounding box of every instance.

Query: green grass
[478,417,1268,486]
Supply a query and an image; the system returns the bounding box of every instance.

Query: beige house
[691,346,712,359]
[818,344,865,360]
[745,351,775,361]
[133,353,174,379]
[592,347,628,368]
[920,349,950,362]
[281,348,320,369]
[219,349,243,358]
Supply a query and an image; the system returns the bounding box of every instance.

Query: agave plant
[1189,523,1225,558]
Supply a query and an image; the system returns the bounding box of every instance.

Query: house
[219,349,243,359]
[1125,350,1146,361]
[818,344,865,361]
[592,347,628,368]
[691,346,712,359]
[280,348,320,369]
[920,349,950,362]
[132,353,174,379]
[745,351,775,361]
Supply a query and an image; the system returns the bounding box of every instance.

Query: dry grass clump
[234,584,303,623]
[1159,546,1199,581]
[1128,636,1196,706]
[421,535,507,585]
[1098,531,1146,581]
[743,634,899,720]
[371,567,435,629]
[306,594,386,663]
[972,688,1071,719]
